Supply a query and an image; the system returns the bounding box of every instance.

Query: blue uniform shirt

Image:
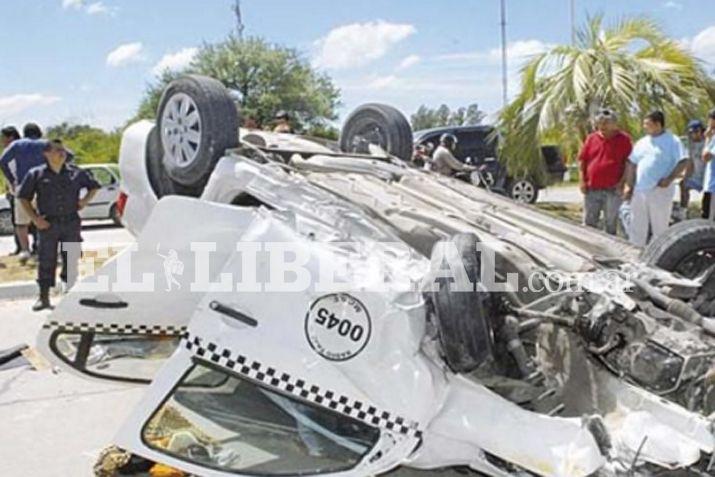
[17,163,100,218]
[629,131,687,192]
[0,138,48,187]
[704,137,715,193]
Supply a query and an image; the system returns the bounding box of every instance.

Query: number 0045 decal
[305,294,372,361]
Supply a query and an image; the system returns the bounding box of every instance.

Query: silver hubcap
[512,180,535,203]
[161,93,202,168]
[0,211,12,234]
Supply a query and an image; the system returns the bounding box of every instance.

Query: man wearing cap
[578,109,633,235]
[273,111,294,134]
[17,139,100,311]
[678,120,707,219]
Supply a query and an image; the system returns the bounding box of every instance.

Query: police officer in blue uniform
[17,139,100,311]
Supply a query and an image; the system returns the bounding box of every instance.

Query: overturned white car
[38,75,715,476]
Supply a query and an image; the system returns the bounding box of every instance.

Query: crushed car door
[114,211,433,476]
[37,196,260,383]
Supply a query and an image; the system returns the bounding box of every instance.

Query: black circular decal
[305,294,372,361]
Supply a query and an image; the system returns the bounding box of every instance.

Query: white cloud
[367,75,398,90]
[437,40,550,65]
[690,26,715,65]
[106,42,144,67]
[152,47,199,76]
[86,2,110,15]
[0,94,61,117]
[313,21,416,70]
[663,1,683,9]
[62,0,115,16]
[397,54,421,70]
[62,0,84,9]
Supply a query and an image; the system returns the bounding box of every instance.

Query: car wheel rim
[0,211,12,234]
[512,181,535,203]
[161,93,202,169]
[673,249,715,279]
[350,122,388,154]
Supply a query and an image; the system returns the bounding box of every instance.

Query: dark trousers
[37,216,82,289]
[704,193,714,221]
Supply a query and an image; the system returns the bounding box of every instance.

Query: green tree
[498,16,715,178]
[46,123,122,164]
[411,103,486,130]
[134,36,341,134]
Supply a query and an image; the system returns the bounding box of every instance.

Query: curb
[0,281,37,301]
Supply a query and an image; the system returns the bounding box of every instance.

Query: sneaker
[57,281,70,295]
[18,250,31,264]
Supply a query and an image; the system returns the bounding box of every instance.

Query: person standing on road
[1,126,22,255]
[429,134,475,176]
[273,111,294,134]
[702,110,715,221]
[578,109,633,235]
[17,139,100,311]
[0,123,46,263]
[677,120,707,219]
[624,111,689,247]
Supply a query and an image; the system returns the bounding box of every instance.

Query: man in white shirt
[624,111,689,247]
[429,134,475,176]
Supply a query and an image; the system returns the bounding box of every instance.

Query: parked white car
[0,163,122,236]
[37,75,715,476]
[0,195,12,235]
[77,163,122,225]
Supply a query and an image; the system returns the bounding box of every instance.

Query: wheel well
[230,193,273,209]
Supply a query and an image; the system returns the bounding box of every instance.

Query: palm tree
[498,15,715,178]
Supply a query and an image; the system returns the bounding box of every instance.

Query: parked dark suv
[414,125,567,204]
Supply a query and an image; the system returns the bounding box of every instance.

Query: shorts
[13,196,32,226]
[684,177,704,192]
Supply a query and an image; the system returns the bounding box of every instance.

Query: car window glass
[88,167,115,187]
[51,332,179,382]
[142,363,380,475]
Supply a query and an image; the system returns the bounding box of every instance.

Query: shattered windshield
[142,363,380,475]
[52,333,180,382]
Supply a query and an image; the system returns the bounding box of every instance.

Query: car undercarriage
[37,75,715,476]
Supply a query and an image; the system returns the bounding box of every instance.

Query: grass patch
[0,248,121,284]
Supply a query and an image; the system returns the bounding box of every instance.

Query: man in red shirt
[578,109,633,235]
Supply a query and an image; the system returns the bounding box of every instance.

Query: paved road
[539,184,704,204]
[0,297,479,476]
[0,220,133,257]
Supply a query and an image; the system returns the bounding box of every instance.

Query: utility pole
[233,0,245,39]
[500,0,508,108]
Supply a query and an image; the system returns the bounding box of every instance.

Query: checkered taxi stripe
[42,320,187,336]
[184,334,423,439]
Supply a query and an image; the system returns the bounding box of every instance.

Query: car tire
[0,209,13,236]
[146,124,203,198]
[339,103,413,161]
[508,178,539,204]
[642,220,715,316]
[429,233,494,374]
[156,75,239,191]
[642,220,715,277]
[109,204,122,227]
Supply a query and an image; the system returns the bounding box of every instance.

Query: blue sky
[0,0,713,130]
